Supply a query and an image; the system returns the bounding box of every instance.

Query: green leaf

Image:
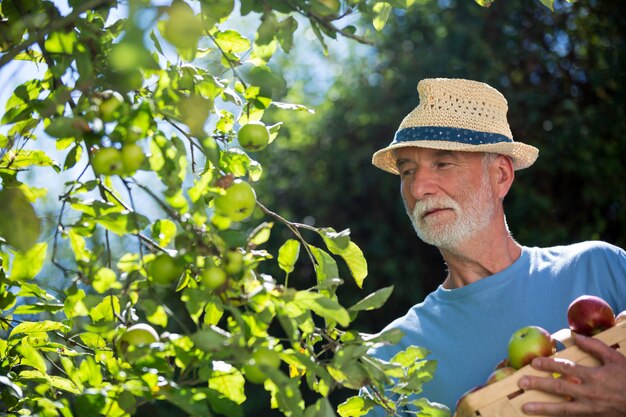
[539,0,555,11]
[16,343,47,372]
[89,295,121,323]
[152,219,177,247]
[94,211,150,236]
[410,398,451,417]
[44,30,78,54]
[372,2,392,31]
[64,289,89,319]
[68,229,91,263]
[214,30,251,53]
[208,361,246,404]
[19,370,80,394]
[304,397,337,417]
[278,239,300,274]
[319,230,368,288]
[10,320,70,338]
[337,396,375,417]
[0,188,41,252]
[293,291,350,327]
[13,302,64,315]
[161,387,212,417]
[348,286,393,312]
[390,345,431,367]
[93,267,122,294]
[277,16,298,53]
[200,0,235,27]
[1,149,61,172]
[10,242,47,281]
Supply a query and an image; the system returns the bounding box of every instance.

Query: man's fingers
[572,333,624,364]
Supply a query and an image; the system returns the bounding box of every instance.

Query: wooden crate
[454,320,626,417]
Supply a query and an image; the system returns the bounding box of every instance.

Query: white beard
[406,172,495,251]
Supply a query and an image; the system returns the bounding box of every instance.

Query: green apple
[201,266,227,289]
[243,347,281,384]
[99,90,124,122]
[223,250,244,276]
[238,122,270,152]
[507,325,555,369]
[147,253,183,286]
[120,143,145,174]
[214,180,256,222]
[92,147,123,176]
[163,1,203,50]
[117,323,159,354]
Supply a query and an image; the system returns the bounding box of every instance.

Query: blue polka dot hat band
[371,78,539,174]
[393,126,513,146]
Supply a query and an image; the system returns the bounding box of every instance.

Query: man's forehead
[394,148,466,163]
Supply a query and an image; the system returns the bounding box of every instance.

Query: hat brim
[372,140,539,174]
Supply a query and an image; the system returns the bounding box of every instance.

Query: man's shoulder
[528,240,624,260]
[526,240,626,274]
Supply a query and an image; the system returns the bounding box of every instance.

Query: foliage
[0,0,495,416]
[254,0,626,334]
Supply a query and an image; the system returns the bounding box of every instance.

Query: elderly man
[366,78,626,416]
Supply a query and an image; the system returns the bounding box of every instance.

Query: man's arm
[517,333,626,416]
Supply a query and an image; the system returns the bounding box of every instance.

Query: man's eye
[400,169,414,177]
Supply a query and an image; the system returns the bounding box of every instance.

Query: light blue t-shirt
[366,241,626,414]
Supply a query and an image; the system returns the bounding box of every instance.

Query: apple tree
[0,1,460,416]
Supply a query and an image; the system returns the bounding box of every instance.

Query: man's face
[395,147,496,251]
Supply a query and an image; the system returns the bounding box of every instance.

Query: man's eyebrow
[395,158,411,169]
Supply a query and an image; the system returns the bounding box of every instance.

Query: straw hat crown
[372,78,539,174]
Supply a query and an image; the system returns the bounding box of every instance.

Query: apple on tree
[238,122,270,152]
[120,143,145,175]
[567,294,616,336]
[507,325,556,369]
[213,180,257,222]
[92,147,123,176]
[147,253,183,286]
[243,347,282,384]
[98,90,124,122]
[116,323,160,355]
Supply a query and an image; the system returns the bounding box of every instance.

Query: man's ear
[493,155,515,199]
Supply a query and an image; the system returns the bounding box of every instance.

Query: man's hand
[517,333,626,416]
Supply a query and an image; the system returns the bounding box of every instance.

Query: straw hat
[372,78,539,174]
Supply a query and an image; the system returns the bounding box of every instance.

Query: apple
[120,143,145,174]
[238,122,270,152]
[213,180,256,222]
[99,90,124,122]
[92,147,123,176]
[147,253,183,286]
[567,295,615,336]
[201,266,227,289]
[507,325,555,369]
[486,366,516,385]
[243,347,281,384]
[117,323,159,354]
[616,310,626,325]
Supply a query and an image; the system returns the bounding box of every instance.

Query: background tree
[0,1,466,416]
[255,0,626,334]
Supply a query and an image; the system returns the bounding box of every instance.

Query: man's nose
[409,168,438,200]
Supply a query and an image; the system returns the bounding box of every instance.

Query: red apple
[507,325,555,370]
[567,295,615,336]
[486,366,516,385]
[614,310,626,326]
